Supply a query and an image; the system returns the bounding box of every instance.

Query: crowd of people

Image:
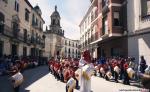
[48,57,80,90]
[0,55,47,75]
[48,54,150,91]
[94,56,150,89]
[93,57,136,84]
[0,53,149,92]
[0,55,48,92]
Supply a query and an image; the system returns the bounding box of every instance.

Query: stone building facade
[0,0,45,57]
[44,6,64,59]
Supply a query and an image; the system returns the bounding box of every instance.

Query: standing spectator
[140,56,147,73]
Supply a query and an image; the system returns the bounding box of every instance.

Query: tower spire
[55,5,57,11]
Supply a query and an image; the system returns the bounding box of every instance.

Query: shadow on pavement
[20,65,49,92]
[0,75,14,92]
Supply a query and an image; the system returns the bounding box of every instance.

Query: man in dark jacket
[140,56,147,73]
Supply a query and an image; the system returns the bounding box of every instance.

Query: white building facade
[127,0,150,65]
[62,38,80,59]
[79,0,99,58]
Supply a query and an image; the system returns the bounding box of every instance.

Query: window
[52,19,55,25]
[148,1,150,14]
[35,18,38,26]
[12,22,19,36]
[31,48,35,56]
[15,1,19,12]
[72,49,74,54]
[76,49,77,54]
[23,47,27,56]
[25,9,30,22]
[113,12,120,26]
[0,41,3,57]
[40,21,42,29]
[68,48,70,53]
[88,32,90,43]
[24,29,27,42]
[69,41,70,46]
[102,16,108,35]
[141,0,150,17]
[72,42,74,47]
[11,44,18,56]
[36,33,38,43]
[32,14,35,25]
[65,40,67,45]
[0,12,5,33]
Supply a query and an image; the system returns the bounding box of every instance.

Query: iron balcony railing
[2,24,24,41]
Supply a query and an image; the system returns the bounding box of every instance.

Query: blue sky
[29,0,90,40]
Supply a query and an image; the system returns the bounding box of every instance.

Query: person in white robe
[78,50,94,92]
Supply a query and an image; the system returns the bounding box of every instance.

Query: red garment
[124,62,128,69]
[54,63,59,71]
[83,50,91,63]
[64,69,70,82]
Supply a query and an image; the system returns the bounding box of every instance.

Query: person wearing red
[54,62,58,79]
[123,61,130,85]
[64,64,70,83]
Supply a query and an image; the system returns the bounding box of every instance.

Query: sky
[29,0,90,40]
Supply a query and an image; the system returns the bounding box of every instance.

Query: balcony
[32,23,41,31]
[141,14,150,22]
[1,25,24,41]
[24,35,31,45]
[31,36,36,45]
[112,26,124,34]
[26,38,31,45]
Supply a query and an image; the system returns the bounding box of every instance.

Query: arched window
[12,15,20,36]
[0,12,5,33]
[12,22,19,36]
